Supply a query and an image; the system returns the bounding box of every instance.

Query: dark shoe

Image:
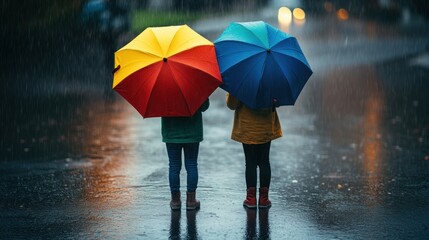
[170,191,181,210]
[258,187,271,208]
[243,187,257,209]
[186,192,200,210]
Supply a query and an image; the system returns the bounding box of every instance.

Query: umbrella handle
[272,98,277,112]
[112,65,121,74]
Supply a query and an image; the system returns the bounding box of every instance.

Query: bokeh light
[278,7,292,26]
[293,8,306,21]
[337,8,349,20]
[324,1,334,13]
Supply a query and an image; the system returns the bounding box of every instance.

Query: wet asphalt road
[1,4,429,240]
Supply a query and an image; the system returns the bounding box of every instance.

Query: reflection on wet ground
[1,13,429,239]
[243,208,270,239]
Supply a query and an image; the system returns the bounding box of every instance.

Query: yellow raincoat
[226,94,282,144]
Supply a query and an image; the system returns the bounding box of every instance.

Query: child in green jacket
[162,99,209,211]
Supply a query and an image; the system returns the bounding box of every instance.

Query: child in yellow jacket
[226,94,282,208]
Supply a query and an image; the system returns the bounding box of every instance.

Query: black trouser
[242,141,271,189]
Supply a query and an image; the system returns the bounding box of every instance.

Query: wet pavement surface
[1,4,429,239]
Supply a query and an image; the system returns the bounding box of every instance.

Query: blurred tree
[410,0,429,18]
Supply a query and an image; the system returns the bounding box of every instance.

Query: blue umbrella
[214,21,313,109]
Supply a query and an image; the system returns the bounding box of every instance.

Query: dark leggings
[242,141,271,189]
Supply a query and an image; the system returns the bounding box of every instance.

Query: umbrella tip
[163,58,168,62]
[266,49,271,53]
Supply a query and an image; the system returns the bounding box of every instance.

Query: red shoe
[258,187,271,208]
[243,187,257,209]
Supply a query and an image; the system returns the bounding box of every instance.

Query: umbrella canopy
[214,21,312,109]
[113,25,222,118]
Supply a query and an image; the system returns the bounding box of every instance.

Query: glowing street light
[337,8,349,21]
[293,8,306,21]
[278,7,292,26]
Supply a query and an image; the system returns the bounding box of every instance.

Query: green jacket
[161,99,210,143]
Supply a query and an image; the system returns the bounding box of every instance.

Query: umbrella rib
[119,49,162,58]
[166,25,202,57]
[272,47,306,58]
[172,62,221,93]
[169,59,219,79]
[236,23,268,48]
[233,52,265,104]
[271,37,297,48]
[271,38,310,65]
[270,53,299,100]
[164,30,180,57]
[132,64,162,116]
[147,28,167,57]
[217,40,266,53]
[168,68,192,115]
[254,58,268,106]
[219,49,265,73]
[272,52,312,74]
[146,78,177,117]
[168,36,205,55]
[253,53,285,108]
